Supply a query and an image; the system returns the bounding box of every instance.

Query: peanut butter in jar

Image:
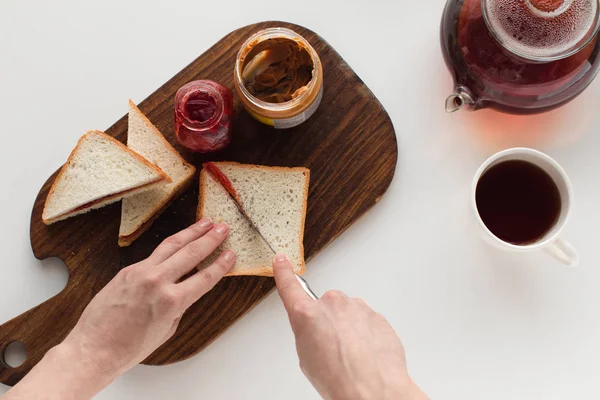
[234,28,323,129]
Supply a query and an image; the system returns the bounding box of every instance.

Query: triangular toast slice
[118,100,196,247]
[42,130,171,225]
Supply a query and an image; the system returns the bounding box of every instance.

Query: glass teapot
[441,0,600,114]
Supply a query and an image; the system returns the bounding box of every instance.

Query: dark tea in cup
[475,160,561,244]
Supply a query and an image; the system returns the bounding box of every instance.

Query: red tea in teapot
[441,0,600,114]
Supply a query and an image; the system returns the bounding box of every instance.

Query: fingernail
[275,253,287,263]
[214,223,228,234]
[197,218,212,228]
[224,250,235,262]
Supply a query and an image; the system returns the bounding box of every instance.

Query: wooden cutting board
[0,21,397,386]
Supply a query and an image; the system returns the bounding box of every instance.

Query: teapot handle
[446,86,477,113]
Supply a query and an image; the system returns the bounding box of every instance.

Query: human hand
[65,219,235,377]
[273,254,428,400]
[4,219,235,400]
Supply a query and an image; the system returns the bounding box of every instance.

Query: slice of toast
[197,162,310,276]
[42,130,171,225]
[118,100,196,247]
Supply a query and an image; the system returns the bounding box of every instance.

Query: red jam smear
[204,162,239,200]
[174,80,234,153]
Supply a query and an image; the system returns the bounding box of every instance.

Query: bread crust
[118,101,197,246]
[197,162,309,277]
[42,130,171,225]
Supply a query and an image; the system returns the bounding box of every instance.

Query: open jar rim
[234,27,322,114]
[481,0,600,62]
[174,80,225,131]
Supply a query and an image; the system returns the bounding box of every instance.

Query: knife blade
[204,163,319,300]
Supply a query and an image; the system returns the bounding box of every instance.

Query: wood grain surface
[0,21,397,386]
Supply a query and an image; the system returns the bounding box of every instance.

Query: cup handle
[545,238,579,267]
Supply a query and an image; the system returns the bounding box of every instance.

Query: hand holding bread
[65,220,234,388]
[4,219,235,400]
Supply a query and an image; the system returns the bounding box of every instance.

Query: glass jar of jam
[174,80,234,152]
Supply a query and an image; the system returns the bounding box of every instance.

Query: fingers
[159,223,229,281]
[273,253,313,314]
[177,250,236,308]
[151,219,214,263]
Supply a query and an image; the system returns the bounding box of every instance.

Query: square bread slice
[118,100,196,247]
[42,130,171,225]
[197,162,310,276]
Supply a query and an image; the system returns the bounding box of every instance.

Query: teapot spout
[445,87,476,113]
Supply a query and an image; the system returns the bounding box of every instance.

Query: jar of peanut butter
[234,28,323,129]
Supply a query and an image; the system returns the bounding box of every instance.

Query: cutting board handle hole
[40,257,70,294]
[2,341,27,368]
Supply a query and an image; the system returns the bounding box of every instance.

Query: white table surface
[1,0,600,399]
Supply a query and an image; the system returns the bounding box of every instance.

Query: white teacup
[471,148,579,267]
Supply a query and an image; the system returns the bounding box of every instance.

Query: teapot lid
[483,0,600,61]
